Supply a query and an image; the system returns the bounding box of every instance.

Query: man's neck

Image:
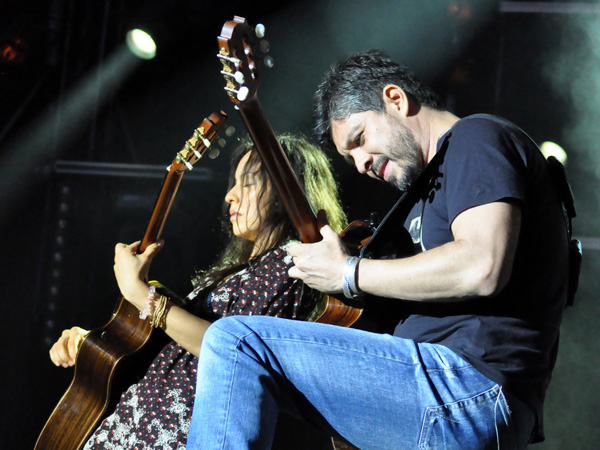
[423,109,460,163]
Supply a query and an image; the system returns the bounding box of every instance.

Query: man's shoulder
[444,114,531,156]
[452,113,517,135]
[438,113,531,174]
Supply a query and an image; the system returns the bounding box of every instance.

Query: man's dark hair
[313,49,442,151]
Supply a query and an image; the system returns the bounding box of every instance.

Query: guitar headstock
[217,16,273,105]
[168,110,228,173]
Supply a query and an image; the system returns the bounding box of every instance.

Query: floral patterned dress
[84,245,310,450]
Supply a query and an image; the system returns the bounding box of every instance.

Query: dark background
[1,1,599,448]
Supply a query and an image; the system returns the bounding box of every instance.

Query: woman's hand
[113,240,163,310]
[49,326,89,368]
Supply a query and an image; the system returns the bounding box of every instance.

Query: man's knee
[205,315,246,342]
[203,315,266,351]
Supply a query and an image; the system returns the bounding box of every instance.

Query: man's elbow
[467,262,511,298]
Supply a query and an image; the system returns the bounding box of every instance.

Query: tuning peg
[176,152,194,170]
[236,86,249,101]
[259,39,270,54]
[264,55,274,68]
[217,53,242,66]
[225,126,235,137]
[185,140,204,158]
[233,71,245,84]
[218,138,227,148]
[255,23,266,39]
[193,128,213,150]
[208,148,220,159]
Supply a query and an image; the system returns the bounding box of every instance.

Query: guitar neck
[239,97,321,243]
[138,169,185,253]
[136,110,227,253]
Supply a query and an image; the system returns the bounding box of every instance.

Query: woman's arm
[113,240,211,357]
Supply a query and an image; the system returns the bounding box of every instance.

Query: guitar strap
[359,134,450,260]
[546,156,581,307]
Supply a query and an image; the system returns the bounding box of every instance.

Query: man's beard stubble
[384,117,424,191]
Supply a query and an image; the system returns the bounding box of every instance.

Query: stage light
[0,44,144,231]
[126,29,157,60]
[0,37,27,65]
[540,141,568,165]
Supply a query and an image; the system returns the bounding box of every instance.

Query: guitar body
[35,112,227,450]
[35,301,157,450]
[310,220,416,333]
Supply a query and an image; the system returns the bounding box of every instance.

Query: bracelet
[139,284,156,319]
[342,256,363,300]
[150,295,169,328]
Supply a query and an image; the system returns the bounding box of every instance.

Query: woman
[49,133,346,449]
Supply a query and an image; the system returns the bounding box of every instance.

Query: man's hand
[288,225,349,293]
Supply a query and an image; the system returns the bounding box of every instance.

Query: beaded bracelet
[139,284,156,319]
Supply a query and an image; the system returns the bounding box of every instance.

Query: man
[187,50,569,449]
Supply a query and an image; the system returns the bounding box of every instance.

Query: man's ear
[382,84,410,117]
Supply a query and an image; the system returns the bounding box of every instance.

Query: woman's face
[225,152,270,242]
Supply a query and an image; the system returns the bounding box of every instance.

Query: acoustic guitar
[217,17,369,329]
[34,111,227,450]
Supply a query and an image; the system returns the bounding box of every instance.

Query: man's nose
[353,150,373,175]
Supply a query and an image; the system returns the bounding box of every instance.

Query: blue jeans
[187,316,535,449]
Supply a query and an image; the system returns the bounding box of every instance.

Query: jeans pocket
[418,385,516,450]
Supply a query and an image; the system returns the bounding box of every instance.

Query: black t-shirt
[394,114,569,440]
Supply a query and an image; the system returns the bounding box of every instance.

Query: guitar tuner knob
[264,55,274,69]
[259,39,270,54]
[209,148,220,159]
[255,23,266,39]
[217,53,241,65]
[233,71,245,84]
[225,126,236,137]
[237,86,249,101]
[217,138,227,148]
